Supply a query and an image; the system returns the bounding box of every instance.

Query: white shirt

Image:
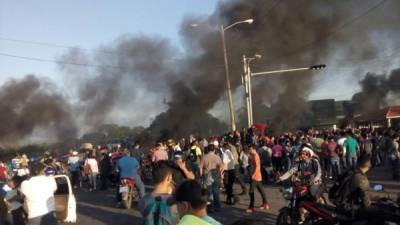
[21,176,57,218]
[84,158,99,173]
[222,149,235,171]
[338,137,347,155]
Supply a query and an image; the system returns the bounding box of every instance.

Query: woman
[84,154,99,192]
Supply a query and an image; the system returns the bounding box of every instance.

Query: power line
[272,0,389,63]
[0,52,121,69]
[0,36,116,55]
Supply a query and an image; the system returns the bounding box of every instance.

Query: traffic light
[309,64,326,70]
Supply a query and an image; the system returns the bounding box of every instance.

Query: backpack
[328,169,354,206]
[142,195,174,225]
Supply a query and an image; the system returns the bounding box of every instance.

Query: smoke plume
[4,0,400,144]
[0,75,77,144]
[352,68,400,113]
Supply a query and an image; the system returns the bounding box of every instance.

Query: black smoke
[0,75,77,144]
[4,0,399,144]
[351,68,400,113]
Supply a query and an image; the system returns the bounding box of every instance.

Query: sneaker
[259,203,270,210]
[245,207,254,213]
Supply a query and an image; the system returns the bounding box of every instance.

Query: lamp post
[220,18,253,131]
[242,54,326,127]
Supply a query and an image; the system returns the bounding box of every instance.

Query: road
[70,166,399,225]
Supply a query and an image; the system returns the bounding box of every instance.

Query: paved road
[70,166,399,225]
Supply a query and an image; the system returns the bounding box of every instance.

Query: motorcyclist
[116,149,145,206]
[278,146,322,200]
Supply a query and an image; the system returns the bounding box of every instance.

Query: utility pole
[220,25,236,131]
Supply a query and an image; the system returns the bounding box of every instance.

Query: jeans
[249,180,267,208]
[70,170,80,187]
[340,156,347,170]
[12,207,25,225]
[28,211,58,225]
[206,170,221,211]
[88,172,98,190]
[330,158,340,179]
[223,170,235,201]
[347,155,357,168]
[132,174,145,198]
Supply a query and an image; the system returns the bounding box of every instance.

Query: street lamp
[220,18,253,131]
[242,54,326,127]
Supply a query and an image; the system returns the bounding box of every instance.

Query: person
[337,154,375,220]
[199,144,223,213]
[0,161,8,182]
[131,142,147,162]
[390,135,400,180]
[67,151,81,188]
[175,180,222,225]
[84,154,99,192]
[139,160,178,225]
[258,142,273,184]
[221,142,236,205]
[246,144,269,213]
[11,154,22,176]
[272,140,283,172]
[4,176,26,225]
[116,149,145,200]
[239,147,250,183]
[327,136,340,180]
[152,143,169,163]
[99,149,112,190]
[337,131,347,169]
[20,162,58,225]
[173,151,195,181]
[345,131,359,168]
[279,146,322,200]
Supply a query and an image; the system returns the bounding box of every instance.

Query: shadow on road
[77,203,141,225]
[212,206,277,225]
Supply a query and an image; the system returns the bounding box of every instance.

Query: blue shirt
[117,156,139,179]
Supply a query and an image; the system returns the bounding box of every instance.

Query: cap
[301,147,315,156]
[213,140,219,147]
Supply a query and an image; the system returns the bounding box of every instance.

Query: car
[54,174,77,223]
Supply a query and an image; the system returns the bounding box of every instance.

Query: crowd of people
[1,126,400,225]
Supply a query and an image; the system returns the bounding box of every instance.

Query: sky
[0,0,398,107]
[0,0,218,81]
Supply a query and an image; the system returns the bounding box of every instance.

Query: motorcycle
[119,178,138,209]
[302,184,400,225]
[276,175,326,225]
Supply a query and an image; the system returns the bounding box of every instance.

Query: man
[345,131,359,168]
[246,144,269,213]
[152,143,169,163]
[337,154,374,221]
[173,151,195,180]
[67,151,81,188]
[279,147,322,200]
[327,136,340,180]
[200,144,224,212]
[175,180,222,225]
[131,142,146,162]
[139,160,178,225]
[20,162,58,225]
[258,142,273,184]
[116,149,145,202]
[337,131,348,169]
[221,143,235,205]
